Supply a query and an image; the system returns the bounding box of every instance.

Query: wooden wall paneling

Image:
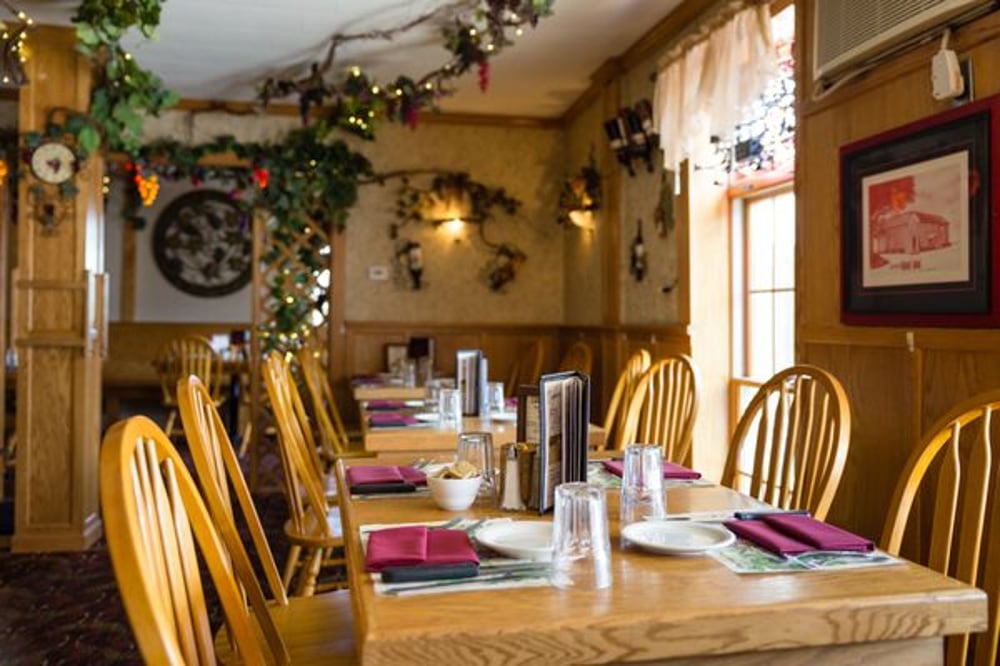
[13,26,104,551]
[803,342,915,541]
[920,349,1000,433]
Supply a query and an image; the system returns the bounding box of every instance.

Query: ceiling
[26,0,684,117]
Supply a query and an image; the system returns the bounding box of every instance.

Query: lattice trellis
[249,209,334,491]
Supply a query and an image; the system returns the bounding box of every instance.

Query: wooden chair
[100,415,356,664]
[297,347,362,459]
[263,351,348,596]
[881,389,1000,666]
[602,350,652,450]
[721,365,851,521]
[505,340,545,396]
[557,340,593,376]
[154,335,223,436]
[619,355,699,466]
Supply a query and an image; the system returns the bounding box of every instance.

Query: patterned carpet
[0,415,302,665]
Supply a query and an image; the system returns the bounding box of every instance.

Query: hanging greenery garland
[61,0,556,350]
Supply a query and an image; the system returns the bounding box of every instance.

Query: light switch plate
[368,265,389,281]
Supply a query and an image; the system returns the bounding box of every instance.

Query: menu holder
[456,349,483,416]
[529,371,590,514]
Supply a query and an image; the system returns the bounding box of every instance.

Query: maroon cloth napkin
[368,412,418,428]
[365,526,479,572]
[367,399,407,411]
[724,515,873,556]
[723,520,814,556]
[346,465,427,489]
[601,459,702,480]
[762,513,874,552]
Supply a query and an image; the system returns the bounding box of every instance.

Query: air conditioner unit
[813,0,995,83]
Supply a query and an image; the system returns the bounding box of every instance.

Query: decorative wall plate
[152,190,252,297]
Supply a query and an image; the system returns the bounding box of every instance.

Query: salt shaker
[499,443,526,511]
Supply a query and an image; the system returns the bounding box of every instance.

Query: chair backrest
[619,355,699,465]
[557,340,593,376]
[602,350,652,450]
[262,352,332,539]
[177,375,288,605]
[101,415,288,665]
[297,347,351,458]
[881,389,1000,666]
[506,340,545,396]
[156,335,223,403]
[721,364,851,521]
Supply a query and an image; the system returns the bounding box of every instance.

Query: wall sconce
[558,150,601,230]
[0,4,31,88]
[604,99,658,177]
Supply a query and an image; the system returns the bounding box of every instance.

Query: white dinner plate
[476,521,553,562]
[404,400,425,407]
[622,521,735,556]
[413,412,440,422]
[488,412,517,422]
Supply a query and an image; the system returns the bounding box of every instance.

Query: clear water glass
[438,388,462,431]
[551,482,612,590]
[456,432,496,504]
[620,444,667,545]
[487,381,506,415]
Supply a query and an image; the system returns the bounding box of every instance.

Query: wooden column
[12,26,105,552]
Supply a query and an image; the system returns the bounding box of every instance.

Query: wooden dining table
[360,412,606,455]
[334,459,987,665]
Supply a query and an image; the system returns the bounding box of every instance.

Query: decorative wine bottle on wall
[630,219,647,282]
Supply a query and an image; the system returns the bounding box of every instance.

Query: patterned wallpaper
[620,49,681,326]
[137,111,567,324]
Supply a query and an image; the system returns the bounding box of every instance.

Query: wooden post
[12,26,105,552]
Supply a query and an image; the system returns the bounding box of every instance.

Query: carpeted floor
[0,401,305,665]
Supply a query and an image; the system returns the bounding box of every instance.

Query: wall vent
[813,0,994,83]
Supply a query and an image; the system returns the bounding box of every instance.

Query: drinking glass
[620,444,667,545]
[456,432,496,504]
[438,388,462,431]
[424,378,442,413]
[487,381,506,416]
[551,482,612,590]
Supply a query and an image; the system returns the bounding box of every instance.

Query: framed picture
[840,93,1000,327]
[384,343,408,374]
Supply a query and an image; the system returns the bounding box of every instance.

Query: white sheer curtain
[653,2,777,174]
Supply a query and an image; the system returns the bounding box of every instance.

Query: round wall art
[152,190,252,297]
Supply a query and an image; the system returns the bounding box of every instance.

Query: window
[728,3,795,431]
[732,186,795,380]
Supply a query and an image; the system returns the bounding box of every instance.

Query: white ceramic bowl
[427,475,482,511]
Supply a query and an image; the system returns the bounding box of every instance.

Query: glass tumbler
[487,381,506,416]
[551,482,612,590]
[456,432,497,504]
[620,444,667,545]
[438,388,462,431]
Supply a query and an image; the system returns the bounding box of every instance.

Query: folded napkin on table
[346,465,427,490]
[724,513,874,556]
[367,399,408,411]
[601,459,702,480]
[368,412,418,428]
[365,525,479,572]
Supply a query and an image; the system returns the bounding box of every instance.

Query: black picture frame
[840,94,1000,327]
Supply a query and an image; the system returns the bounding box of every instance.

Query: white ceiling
[26,0,684,117]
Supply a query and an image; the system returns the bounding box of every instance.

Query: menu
[536,371,590,514]
[455,349,483,416]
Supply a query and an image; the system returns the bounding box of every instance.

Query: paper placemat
[586,460,713,489]
[711,539,901,574]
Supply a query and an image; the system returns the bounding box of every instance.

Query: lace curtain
[652,2,778,174]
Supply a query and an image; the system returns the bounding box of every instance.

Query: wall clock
[29,140,78,184]
[152,190,252,297]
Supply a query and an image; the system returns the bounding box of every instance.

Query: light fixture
[604,99,658,177]
[422,175,474,226]
[558,150,601,230]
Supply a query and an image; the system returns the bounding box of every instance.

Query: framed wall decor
[840,93,1000,327]
[152,190,252,297]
